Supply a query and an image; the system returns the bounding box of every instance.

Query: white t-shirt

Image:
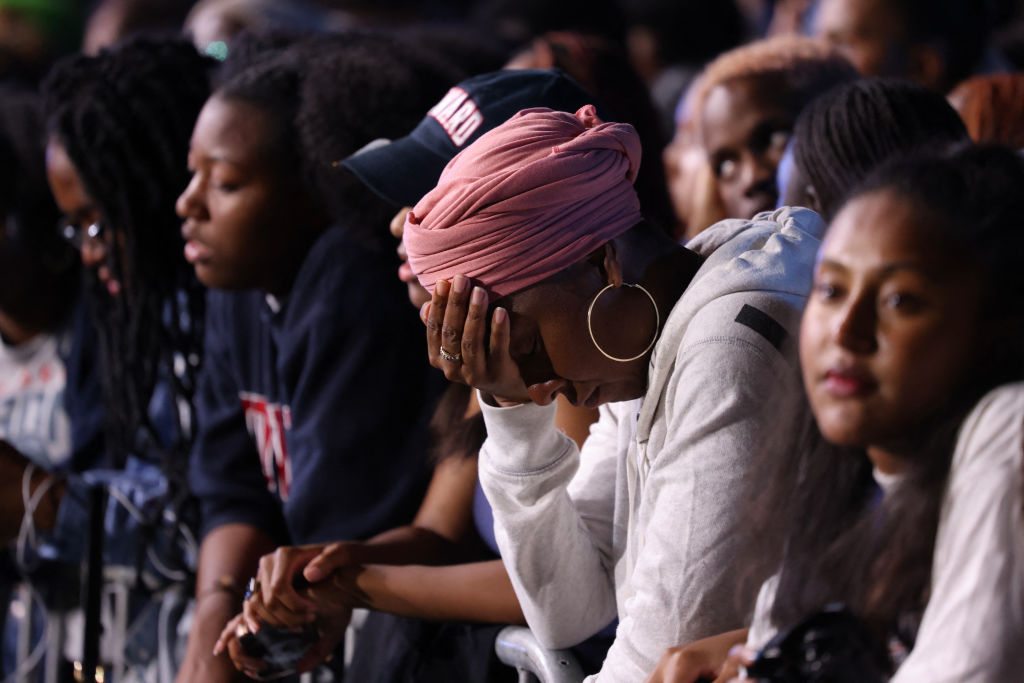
[0,330,72,468]
[746,382,1024,681]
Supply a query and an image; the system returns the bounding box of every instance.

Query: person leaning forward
[408,104,822,681]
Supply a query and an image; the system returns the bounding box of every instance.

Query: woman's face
[45,139,121,296]
[390,206,431,308]
[800,189,985,454]
[699,77,792,220]
[176,95,311,293]
[503,275,655,408]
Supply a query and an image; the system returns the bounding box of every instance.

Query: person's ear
[588,241,623,287]
[583,241,624,287]
[908,44,946,92]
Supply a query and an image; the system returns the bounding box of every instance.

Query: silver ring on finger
[245,577,260,601]
[439,346,462,362]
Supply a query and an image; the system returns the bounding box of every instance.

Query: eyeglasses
[59,220,105,250]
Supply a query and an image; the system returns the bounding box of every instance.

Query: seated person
[217,68,610,681]
[386,105,822,680]
[783,77,969,221]
[16,38,216,677]
[173,37,457,682]
[686,35,856,227]
[814,0,998,93]
[0,88,86,488]
[0,90,94,677]
[648,144,1024,682]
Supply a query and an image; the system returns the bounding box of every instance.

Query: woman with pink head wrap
[418,103,823,679]
[406,104,643,299]
[412,104,687,408]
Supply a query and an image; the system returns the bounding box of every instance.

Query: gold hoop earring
[586,283,660,362]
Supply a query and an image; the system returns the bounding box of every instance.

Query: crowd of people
[0,0,1022,681]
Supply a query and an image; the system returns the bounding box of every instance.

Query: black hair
[41,37,214,477]
[791,78,969,220]
[0,89,76,334]
[750,145,1024,656]
[214,51,309,190]
[293,31,463,251]
[213,27,309,85]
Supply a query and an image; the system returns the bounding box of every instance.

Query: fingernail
[453,275,467,293]
[420,301,429,321]
[435,279,450,296]
[471,287,485,306]
[305,567,324,582]
[495,307,507,324]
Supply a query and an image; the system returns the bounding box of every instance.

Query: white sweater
[478,207,825,681]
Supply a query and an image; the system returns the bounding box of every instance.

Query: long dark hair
[749,145,1024,648]
[41,38,214,478]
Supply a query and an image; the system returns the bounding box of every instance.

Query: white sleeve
[745,574,780,651]
[892,384,1024,682]
[591,338,799,682]
[478,396,626,649]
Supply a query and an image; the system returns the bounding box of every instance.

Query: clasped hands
[422,275,529,407]
[214,542,363,678]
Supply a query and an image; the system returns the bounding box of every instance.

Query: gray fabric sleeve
[478,397,622,649]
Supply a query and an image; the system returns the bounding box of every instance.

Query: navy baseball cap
[340,68,605,208]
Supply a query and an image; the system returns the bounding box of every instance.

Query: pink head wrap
[404,105,643,297]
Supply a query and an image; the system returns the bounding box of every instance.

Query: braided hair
[792,78,969,220]
[41,38,215,477]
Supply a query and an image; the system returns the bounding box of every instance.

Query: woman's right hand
[423,275,530,406]
[645,629,751,683]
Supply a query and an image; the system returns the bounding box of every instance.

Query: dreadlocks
[41,38,214,478]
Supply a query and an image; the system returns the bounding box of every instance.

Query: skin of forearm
[349,558,525,625]
[176,523,277,683]
[345,524,475,567]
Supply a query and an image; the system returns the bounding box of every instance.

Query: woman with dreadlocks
[39,37,215,676]
[43,37,212,477]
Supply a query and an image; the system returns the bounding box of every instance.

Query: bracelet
[197,575,245,602]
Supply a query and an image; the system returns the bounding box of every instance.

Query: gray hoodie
[478,207,826,681]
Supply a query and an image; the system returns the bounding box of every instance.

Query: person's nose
[832,291,877,354]
[175,174,204,220]
[740,152,777,200]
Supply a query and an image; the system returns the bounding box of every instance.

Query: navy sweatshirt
[190,224,437,545]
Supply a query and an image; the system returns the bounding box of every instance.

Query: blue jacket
[190,224,437,544]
